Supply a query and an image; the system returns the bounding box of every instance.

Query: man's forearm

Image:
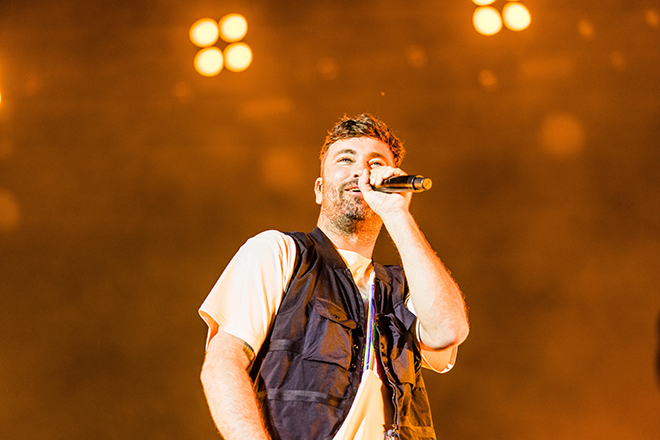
[382,211,469,350]
[200,332,271,440]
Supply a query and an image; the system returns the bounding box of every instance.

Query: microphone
[372,175,433,193]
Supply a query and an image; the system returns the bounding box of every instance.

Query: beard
[321,179,382,236]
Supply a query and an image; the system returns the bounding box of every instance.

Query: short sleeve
[199,230,297,353]
[405,295,459,373]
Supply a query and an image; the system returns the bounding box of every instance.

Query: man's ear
[314,178,323,205]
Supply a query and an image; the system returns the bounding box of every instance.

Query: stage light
[189,18,219,47]
[473,7,503,36]
[224,42,253,72]
[194,47,224,77]
[472,0,496,5]
[219,14,248,43]
[503,2,531,31]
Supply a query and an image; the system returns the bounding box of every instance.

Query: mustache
[340,179,360,191]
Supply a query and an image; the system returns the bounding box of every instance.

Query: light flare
[473,7,503,36]
[189,18,219,47]
[503,2,532,31]
[194,47,224,77]
[220,14,248,42]
[224,43,253,72]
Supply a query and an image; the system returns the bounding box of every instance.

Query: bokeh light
[317,57,339,81]
[540,112,586,158]
[189,18,219,47]
[405,45,428,68]
[224,43,253,72]
[0,188,21,232]
[194,47,224,77]
[472,0,496,5]
[578,19,595,40]
[473,7,503,36]
[219,14,248,43]
[478,69,498,91]
[646,9,659,27]
[502,2,532,31]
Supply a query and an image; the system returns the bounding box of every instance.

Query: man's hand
[357,167,412,220]
[358,167,469,351]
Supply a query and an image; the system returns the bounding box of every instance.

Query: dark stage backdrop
[1,1,659,439]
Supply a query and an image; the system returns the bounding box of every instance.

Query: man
[199,114,469,440]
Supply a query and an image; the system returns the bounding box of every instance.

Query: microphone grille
[413,176,433,191]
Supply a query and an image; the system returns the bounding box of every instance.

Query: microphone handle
[372,175,433,193]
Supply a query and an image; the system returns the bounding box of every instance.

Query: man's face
[315,137,395,226]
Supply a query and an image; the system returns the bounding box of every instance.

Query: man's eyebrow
[367,152,388,161]
[332,148,356,157]
[332,149,388,160]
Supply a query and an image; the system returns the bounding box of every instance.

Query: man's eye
[370,161,385,167]
[338,157,353,163]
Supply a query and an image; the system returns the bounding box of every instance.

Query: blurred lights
[472,1,531,35]
[189,18,219,47]
[194,47,224,77]
[473,7,503,36]
[502,2,531,31]
[189,13,252,76]
[224,43,253,72]
[219,14,248,42]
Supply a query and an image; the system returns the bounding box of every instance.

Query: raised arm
[359,169,469,350]
[200,328,271,440]
[382,211,468,350]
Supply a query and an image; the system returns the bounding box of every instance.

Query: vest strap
[268,339,303,353]
[266,389,344,408]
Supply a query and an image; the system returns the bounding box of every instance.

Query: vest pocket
[302,298,357,369]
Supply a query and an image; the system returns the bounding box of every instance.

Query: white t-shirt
[199,230,457,438]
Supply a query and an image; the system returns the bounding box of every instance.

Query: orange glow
[219,14,248,43]
[540,112,586,158]
[503,2,532,31]
[646,9,659,27]
[189,18,219,47]
[194,47,224,77]
[0,188,21,232]
[224,43,253,72]
[472,0,496,5]
[473,7,503,36]
[578,19,595,40]
[478,69,498,90]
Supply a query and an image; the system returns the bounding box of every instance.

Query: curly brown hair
[319,113,406,168]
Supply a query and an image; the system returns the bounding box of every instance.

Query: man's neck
[317,217,380,260]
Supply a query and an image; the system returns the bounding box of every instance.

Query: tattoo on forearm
[243,342,255,361]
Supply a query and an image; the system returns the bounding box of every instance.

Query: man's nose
[352,161,369,177]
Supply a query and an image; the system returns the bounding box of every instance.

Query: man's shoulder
[239,230,298,255]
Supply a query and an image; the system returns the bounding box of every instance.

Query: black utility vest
[249,228,437,440]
